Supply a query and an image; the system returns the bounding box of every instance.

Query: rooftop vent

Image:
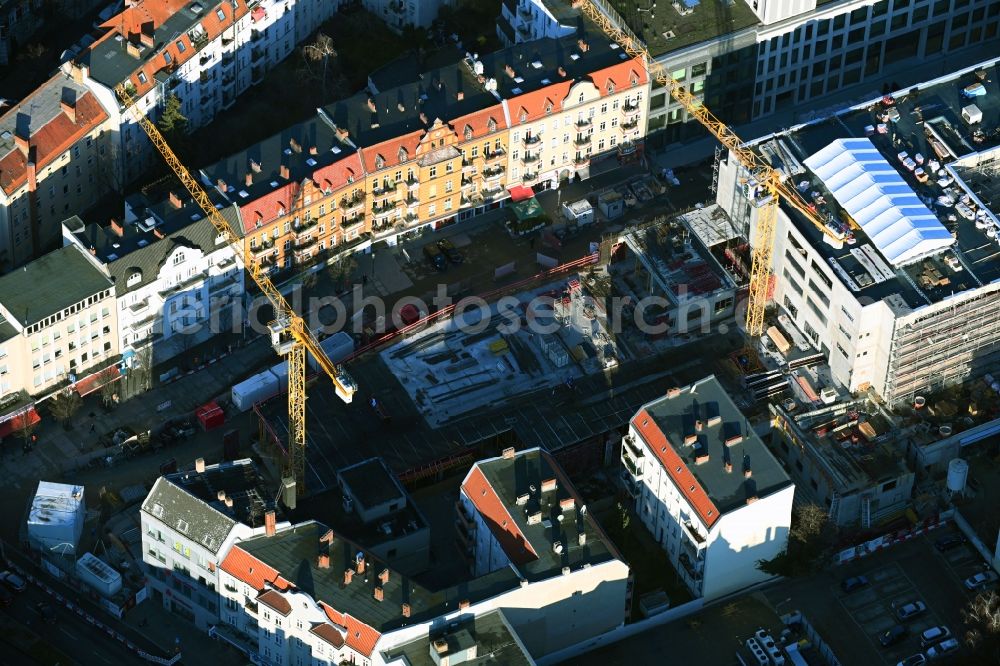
[531,60,543,69]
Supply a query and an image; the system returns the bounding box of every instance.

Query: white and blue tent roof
[803,138,954,267]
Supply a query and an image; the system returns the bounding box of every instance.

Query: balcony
[462,159,475,174]
[199,71,210,84]
[622,101,641,117]
[295,236,318,251]
[340,192,365,213]
[159,273,206,298]
[461,193,483,207]
[573,155,590,167]
[461,177,475,190]
[372,200,398,215]
[681,520,707,547]
[618,141,638,157]
[484,149,506,164]
[404,212,420,224]
[621,448,642,480]
[341,214,364,229]
[222,74,236,88]
[520,152,540,165]
[573,135,592,147]
[404,193,419,206]
[405,176,419,189]
[290,218,318,236]
[250,240,274,257]
[252,46,265,61]
[456,501,476,530]
[523,171,539,183]
[521,133,541,147]
[128,298,150,315]
[483,165,505,179]
[575,117,592,129]
[620,118,640,132]
[678,552,703,581]
[243,597,258,616]
[251,29,264,42]
[620,470,640,498]
[372,181,397,196]
[189,30,208,48]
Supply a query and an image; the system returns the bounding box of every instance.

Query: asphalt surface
[0,580,138,665]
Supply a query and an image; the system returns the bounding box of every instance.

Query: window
[176,40,186,53]
[429,166,437,178]
[216,8,225,20]
[138,72,147,84]
[173,252,185,266]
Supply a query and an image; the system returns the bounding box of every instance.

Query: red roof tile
[312,152,364,193]
[462,466,539,566]
[359,130,423,173]
[220,546,290,591]
[309,623,345,648]
[257,589,292,616]
[344,613,381,657]
[238,181,297,228]
[588,59,648,97]
[450,104,506,141]
[632,409,721,529]
[0,88,108,195]
[509,81,573,124]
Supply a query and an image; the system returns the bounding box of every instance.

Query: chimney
[527,512,541,525]
[126,42,141,59]
[397,103,405,112]
[110,219,124,237]
[378,568,389,584]
[309,146,318,155]
[504,64,515,78]
[694,453,710,465]
[140,21,155,47]
[70,62,87,84]
[153,228,165,239]
[366,98,376,112]
[746,496,758,505]
[684,434,697,445]
[279,165,290,180]
[289,138,301,153]
[224,496,234,508]
[356,555,365,574]
[250,160,261,173]
[320,529,334,544]
[373,586,384,602]
[695,420,704,432]
[264,509,276,537]
[557,66,567,77]
[317,553,330,569]
[195,457,205,473]
[335,127,349,141]
[707,414,722,428]
[419,112,428,125]
[667,387,681,398]
[168,191,182,209]
[90,246,97,256]
[26,161,36,192]
[456,91,464,101]
[401,603,411,618]
[502,446,516,459]
[541,478,557,493]
[245,172,253,187]
[216,178,227,193]
[14,132,29,158]
[725,434,744,447]
[578,532,586,546]
[344,568,354,585]
[559,497,575,511]
[577,39,589,53]
[458,599,470,610]
[61,98,76,124]
[725,462,733,473]
[744,468,753,479]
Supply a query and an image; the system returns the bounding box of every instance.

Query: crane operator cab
[269,318,297,355]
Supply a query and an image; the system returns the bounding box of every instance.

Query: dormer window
[464,125,473,141]
[126,271,142,287]
[375,154,385,169]
[607,80,615,94]
[545,102,553,114]
[519,109,527,123]
[137,72,147,84]
[216,8,225,20]
[397,147,407,162]
[487,118,497,132]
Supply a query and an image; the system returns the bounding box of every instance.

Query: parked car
[925,638,960,659]
[0,586,12,607]
[880,624,908,647]
[964,570,999,590]
[895,600,927,621]
[920,626,951,648]
[897,655,927,666]
[34,602,56,623]
[841,575,870,593]
[436,238,464,264]
[0,571,26,592]
[934,535,967,551]
[423,243,447,271]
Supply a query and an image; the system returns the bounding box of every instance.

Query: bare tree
[12,410,38,450]
[49,390,83,428]
[964,590,1000,662]
[98,367,120,408]
[301,33,337,97]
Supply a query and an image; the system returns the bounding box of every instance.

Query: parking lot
[766,524,991,665]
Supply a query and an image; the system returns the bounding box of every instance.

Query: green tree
[157,94,189,143]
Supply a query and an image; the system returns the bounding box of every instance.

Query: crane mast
[578,1,844,339]
[115,83,356,493]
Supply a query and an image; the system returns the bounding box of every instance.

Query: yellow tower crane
[579,1,847,340]
[115,83,356,493]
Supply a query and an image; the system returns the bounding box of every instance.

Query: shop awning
[508,185,535,202]
[0,408,40,439]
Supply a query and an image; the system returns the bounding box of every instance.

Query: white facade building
[139,458,285,631]
[497,0,577,45]
[622,376,794,600]
[363,0,453,33]
[212,448,629,665]
[66,0,342,185]
[63,192,244,364]
[714,57,1000,405]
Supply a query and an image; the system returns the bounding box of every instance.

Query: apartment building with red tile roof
[0,73,113,270]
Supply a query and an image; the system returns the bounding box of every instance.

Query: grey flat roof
[640,375,791,515]
[381,609,534,666]
[606,0,760,58]
[473,448,619,580]
[0,245,112,327]
[760,58,1000,308]
[338,458,406,510]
